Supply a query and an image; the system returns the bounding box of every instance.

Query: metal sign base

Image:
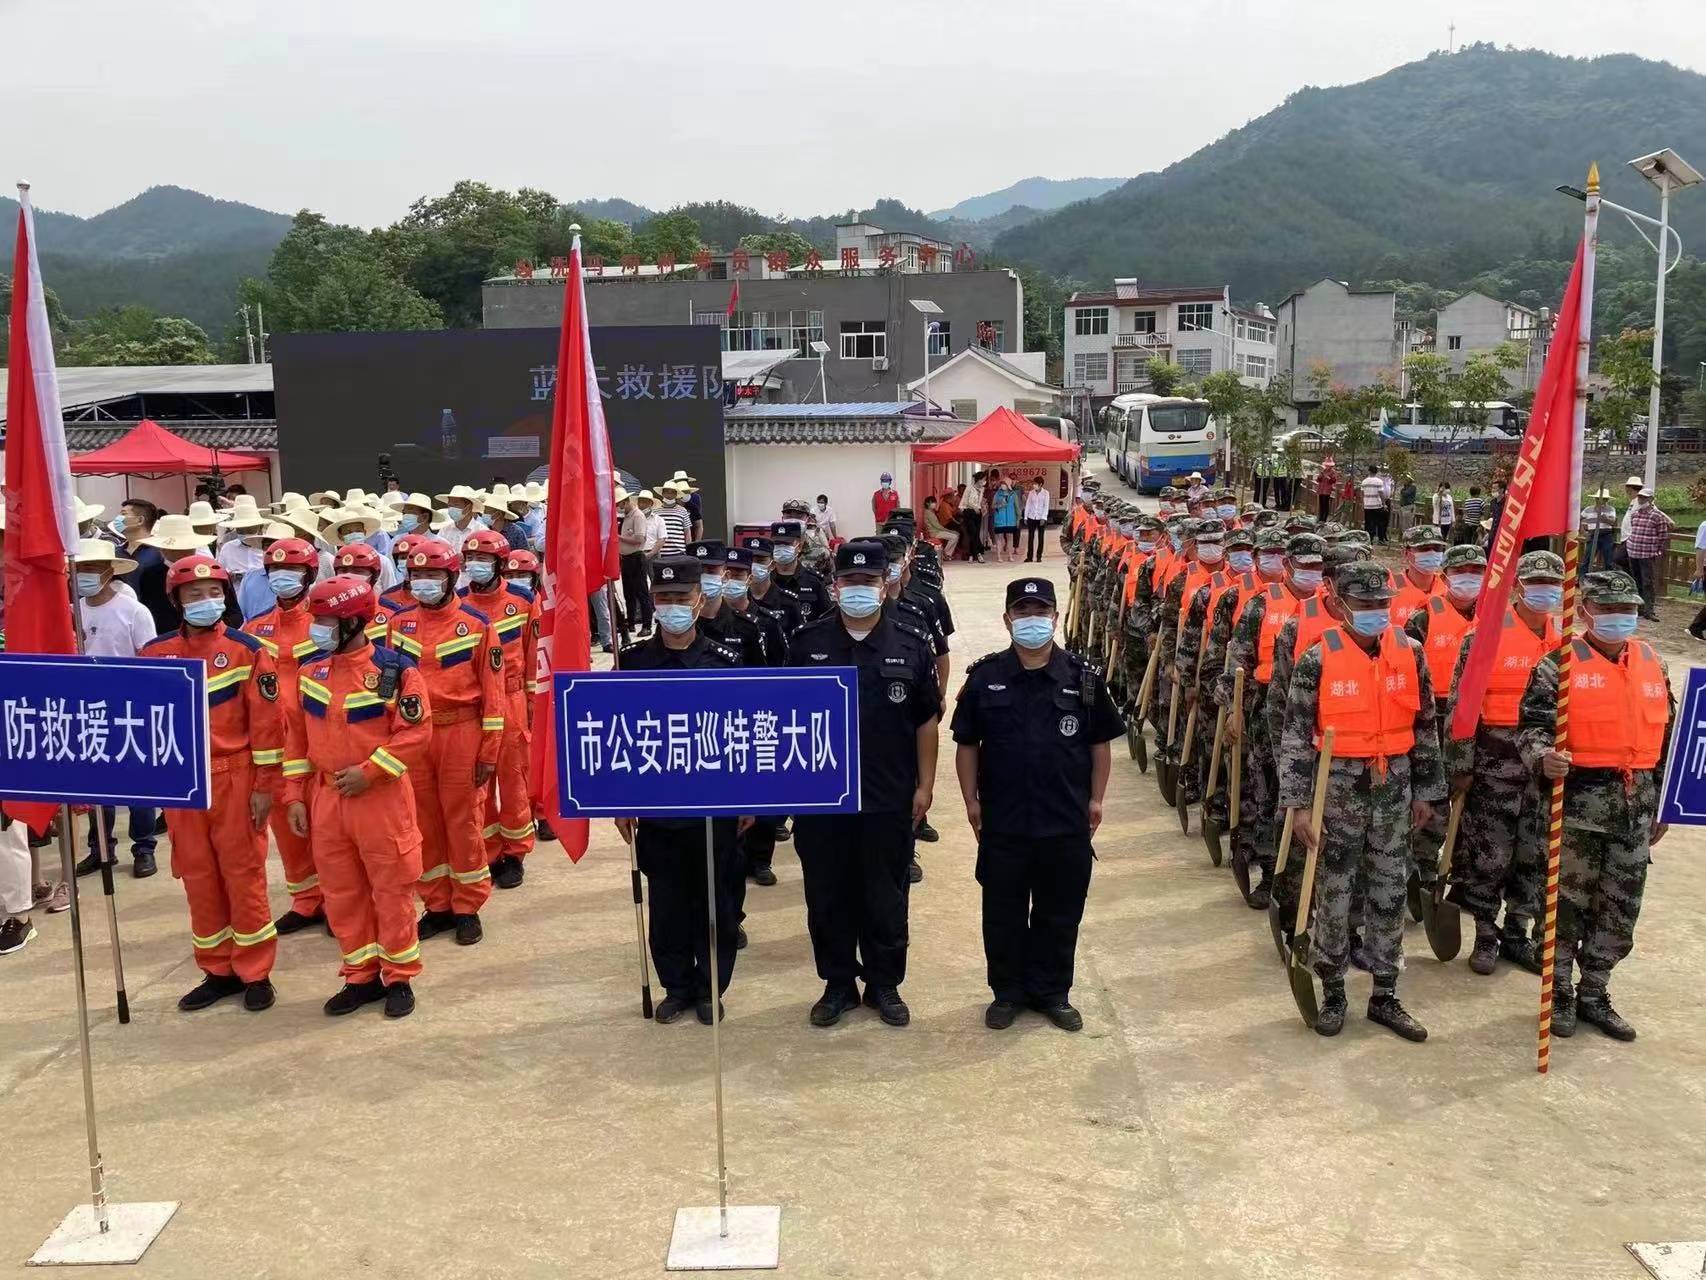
[29,1202,178,1267]
[666,1205,780,1271]
[1627,1241,1706,1280]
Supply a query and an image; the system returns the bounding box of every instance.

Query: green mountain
[570,196,654,226]
[929,176,1125,222]
[992,46,1706,302]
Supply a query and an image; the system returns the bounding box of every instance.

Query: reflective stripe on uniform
[192,926,234,950]
[299,677,332,706]
[282,758,312,778]
[369,747,407,777]
[435,635,482,661]
[481,822,501,839]
[291,638,321,660]
[418,862,452,882]
[233,922,279,947]
[205,664,254,695]
[284,873,320,894]
[251,748,284,766]
[497,822,535,840]
[481,716,505,732]
[343,939,421,967]
[392,634,423,658]
[452,865,493,884]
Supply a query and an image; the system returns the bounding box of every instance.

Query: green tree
[632,211,702,262]
[60,304,215,366]
[1451,345,1519,444]
[242,211,442,336]
[381,181,562,327]
[1146,358,1184,396]
[737,230,815,262]
[1198,369,1249,473]
[0,279,72,362]
[1403,352,1453,429]
[1594,328,1659,486]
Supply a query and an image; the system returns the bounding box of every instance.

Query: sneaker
[774,824,792,844]
[132,852,157,879]
[243,979,276,1012]
[178,973,244,1011]
[324,979,386,1016]
[751,866,778,887]
[31,882,51,906]
[453,914,483,946]
[695,997,724,1026]
[273,907,326,936]
[655,993,694,1024]
[908,859,924,884]
[1500,923,1540,974]
[915,820,940,843]
[863,985,911,1027]
[1247,880,1272,911]
[1576,990,1636,1041]
[1690,630,1706,643]
[45,882,70,914]
[1316,979,1347,1036]
[1034,1001,1083,1032]
[492,855,524,890]
[417,909,456,940]
[0,917,37,955]
[985,999,1021,1029]
[809,983,861,1027]
[1367,989,1428,1042]
[384,982,416,1019]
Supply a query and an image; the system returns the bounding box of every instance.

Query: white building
[1273,279,1400,412]
[1435,291,1547,392]
[901,345,1069,423]
[1062,280,1276,401]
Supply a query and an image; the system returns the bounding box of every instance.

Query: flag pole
[1538,162,1601,1076]
[607,587,655,1020]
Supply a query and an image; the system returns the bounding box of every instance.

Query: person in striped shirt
[652,481,693,556]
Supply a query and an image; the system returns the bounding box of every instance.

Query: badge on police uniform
[888,682,908,703]
[490,646,503,672]
[505,603,517,616]
[400,694,424,724]
[1059,714,1080,737]
[456,621,469,637]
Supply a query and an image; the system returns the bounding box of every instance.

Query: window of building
[1178,303,1215,332]
[1073,307,1109,336]
[976,319,1005,350]
[693,311,726,328]
[1130,310,1157,334]
[950,398,979,421]
[1177,349,1214,377]
[1239,353,1273,380]
[1447,335,1463,350]
[1114,351,1147,392]
[840,320,887,361]
[927,320,952,356]
[727,309,824,353]
[1235,317,1274,344]
[1072,352,1109,384]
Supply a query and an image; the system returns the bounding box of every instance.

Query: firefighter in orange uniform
[332,542,397,642]
[386,537,505,943]
[143,555,283,1013]
[459,529,540,888]
[282,575,431,1019]
[384,534,421,606]
[242,536,325,934]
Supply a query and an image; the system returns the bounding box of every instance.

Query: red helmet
[264,537,317,570]
[503,549,540,576]
[165,554,230,595]
[463,529,509,558]
[405,537,459,573]
[306,574,376,622]
[391,532,420,559]
[334,542,383,576]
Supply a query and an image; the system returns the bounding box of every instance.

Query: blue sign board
[0,653,211,809]
[555,667,860,819]
[1659,665,1706,826]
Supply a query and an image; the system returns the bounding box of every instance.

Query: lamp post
[911,298,942,415]
[809,339,830,403]
[1630,150,1702,486]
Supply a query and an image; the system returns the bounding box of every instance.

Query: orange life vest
[1420,594,1475,697]
[1123,547,1155,606]
[1289,594,1336,665]
[1480,607,1560,728]
[1566,638,1667,770]
[1388,573,1439,628]
[1253,584,1302,684]
[1202,570,1242,643]
[1314,626,1421,768]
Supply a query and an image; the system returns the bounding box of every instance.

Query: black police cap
[1005,577,1057,609]
[686,540,725,562]
[835,540,886,576]
[651,555,701,586]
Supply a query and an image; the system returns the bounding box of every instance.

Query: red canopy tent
[912,405,1079,464]
[69,418,267,477]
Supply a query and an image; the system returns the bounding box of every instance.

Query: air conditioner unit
[872,356,890,371]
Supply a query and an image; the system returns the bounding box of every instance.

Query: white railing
[1113,330,1171,348]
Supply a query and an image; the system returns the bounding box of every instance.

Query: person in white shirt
[1021,476,1051,562]
[1580,487,1619,573]
[1431,482,1455,532]
[814,494,838,541]
[1360,463,1389,544]
[1617,475,1643,545]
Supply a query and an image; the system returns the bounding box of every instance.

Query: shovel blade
[1288,933,1320,1028]
[1230,844,1252,901]
[1202,817,1223,866]
[1176,787,1191,835]
[1421,885,1463,961]
[1405,869,1424,923]
[1158,763,1177,808]
[1268,898,1289,964]
[1128,721,1144,764]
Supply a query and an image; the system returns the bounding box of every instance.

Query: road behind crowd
[1,495,1703,1277]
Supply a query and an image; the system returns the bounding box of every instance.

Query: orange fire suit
[387,600,505,914]
[282,641,432,986]
[141,624,281,982]
[461,580,540,861]
[244,599,325,917]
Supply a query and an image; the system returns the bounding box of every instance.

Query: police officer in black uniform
[615,554,748,1026]
[717,546,786,666]
[952,576,1124,1032]
[690,540,764,668]
[880,529,950,872]
[769,519,832,621]
[787,539,940,1028]
[742,535,804,637]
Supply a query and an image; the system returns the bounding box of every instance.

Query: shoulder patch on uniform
[257,671,278,702]
[505,581,535,603]
[140,633,178,653]
[964,651,1002,673]
[709,641,742,665]
[459,602,490,625]
[619,640,650,661]
[225,628,263,654]
[371,641,416,670]
[388,603,418,621]
[399,693,424,724]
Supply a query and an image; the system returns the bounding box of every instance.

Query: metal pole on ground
[607,595,654,1020]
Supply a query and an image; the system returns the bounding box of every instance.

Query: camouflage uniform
[1516,571,1674,1031]
[1118,518,1166,710]
[1170,519,1228,788]
[1153,519,1205,770]
[1180,527,1255,821]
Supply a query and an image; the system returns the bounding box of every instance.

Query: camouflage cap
[1319,521,1347,541]
[1224,527,1255,549]
[1255,528,1289,551]
[1334,560,1397,601]
[1165,516,1189,533]
[1193,518,1226,542]
[1402,524,1447,548]
[1338,529,1372,548]
[1137,516,1165,532]
[1286,533,1325,561]
[1254,509,1281,528]
[1323,544,1364,572]
[1286,513,1320,532]
[1443,544,1488,570]
[1582,570,1643,606]
[1242,502,1263,517]
[1516,550,1565,580]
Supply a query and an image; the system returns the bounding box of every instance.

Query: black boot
[1550,972,1577,1038]
[751,865,777,887]
[985,999,1020,1030]
[132,852,158,879]
[736,926,748,950]
[453,913,483,946]
[914,819,939,843]
[243,978,276,1012]
[492,855,524,890]
[1577,982,1636,1041]
[695,997,724,1026]
[1468,919,1500,975]
[1033,1000,1083,1032]
[384,982,416,1019]
[1501,918,1540,974]
[417,909,456,939]
[1247,870,1272,911]
[808,983,860,1028]
[324,979,385,1016]
[655,993,694,1024]
[178,973,244,1011]
[908,858,924,884]
[863,985,911,1026]
[1367,979,1428,1042]
[273,907,326,935]
[1315,978,1347,1036]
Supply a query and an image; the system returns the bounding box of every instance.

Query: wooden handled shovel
[1175,693,1200,835]
[1268,807,1298,965]
[1226,670,1251,898]
[1422,792,1467,962]
[1287,728,1336,1029]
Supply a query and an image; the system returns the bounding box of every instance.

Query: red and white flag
[726,278,740,318]
[4,184,79,833]
[1450,236,1591,740]
[528,234,620,861]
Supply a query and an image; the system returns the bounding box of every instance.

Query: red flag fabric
[528,236,620,861]
[4,187,80,834]
[1449,238,1587,740]
[726,279,740,318]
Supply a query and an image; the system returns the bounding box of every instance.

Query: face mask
[1411,551,1444,573]
[1446,573,1483,601]
[268,569,306,598]
[340,529,366,545]
[655,603,696,635]
[181,598,224,627]
[309,621,340,651]
[76,572,105,598]
[1258,554,1285,576]
[530,504,543,517]
[885,563,903,583]
[1227,551,1254,573]
[1589,612,1638,642]
[411,577,446,605]
[450,505,471,524]
[1198,546,1224,565]
[1348,608,1390,638]
[471,515,490,531]
[1169,535,1184,553]
[699,574,724,599]
[1522,584,1563,612]
[1290,568,1323,592]
[504,576,533,590]
[398,514,419,534]
[752,564,771,584]
[721,577,749,601]
[662,498,678,508]
[1138,539,1158,554]
[467,560,496,585]
[774,545,798,565]
[1009,616,1055,649]
[110,515,127,536]
[1218,505,1237,519]
[838,584,883,618]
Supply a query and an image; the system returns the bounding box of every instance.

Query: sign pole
[57,807,108,1230]
[704,818,729,1235]
[606,605,654,1020]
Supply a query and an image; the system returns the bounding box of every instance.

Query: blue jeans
[88,806,157,860]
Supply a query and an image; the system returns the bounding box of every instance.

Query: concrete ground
[2,500,1703,1278]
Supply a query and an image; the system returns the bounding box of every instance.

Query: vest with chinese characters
[1314,626,1420,763]
[1480,608,1559,728]
[1421,595,1475,697]
[1254,584,1302,684]
[1388,575,1439,629]
[1289,594,1335,665]
[1566,638,1667,770]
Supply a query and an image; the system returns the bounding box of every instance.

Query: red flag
[726,278,740,318]
[4,185,80,834]
[528,235,620,861]
[1449,238,1588,740]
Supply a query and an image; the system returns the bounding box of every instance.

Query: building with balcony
[1435,291,1548,392]
[1273,279,1400,416]
[1061,280,1276,403]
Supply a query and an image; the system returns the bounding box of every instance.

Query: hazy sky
[6,0,1704,226]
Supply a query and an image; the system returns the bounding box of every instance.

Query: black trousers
[977,834,1093,1004]
[741,818,776,874]
[635,819,744,999]
[960,510,985,560]
[620,551,652,628]
[1024,518,1047,560]
[793,810,914,988]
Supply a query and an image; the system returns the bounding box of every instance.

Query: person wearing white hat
[617,486,652,634]
[653,481,691,556]
[74,496,105,539]
[433,485,484,555]
[185,500,224,533]
[217,496,270,582]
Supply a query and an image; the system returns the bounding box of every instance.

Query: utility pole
[1448,20,1455,52]
[256,301,269,364]
[240,305,256,364]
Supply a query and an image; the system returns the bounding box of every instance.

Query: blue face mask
[1198,545,1224,565]
[655,603,696,635]
[752,563,771,584]
[838,584,883,619]
[1290,568,1323,592]
[1009,616,1055,649]
[182,597,224,627]
[410,576,446,605]
[1169,534,1184,553]
[1447,573,1483,601]
[886,563,903,583]
[1589,612,1638,642]
[467,560,496,585]
[398,514,420,534]
[1258,554,1285,577]
[1522,584,1563,612]
[1412,551,1445,573]
[1348,608,1390,638]
[339,529,366,546]
[76,571,105,598]
[309,621,340,651]
[699,574,724,599]
[1227,551,1254,573]
[774,545,798,566]
[268,569,306,598]
[110,515,127,535]
[1218,505,1237,519]
[721,577,749,601]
